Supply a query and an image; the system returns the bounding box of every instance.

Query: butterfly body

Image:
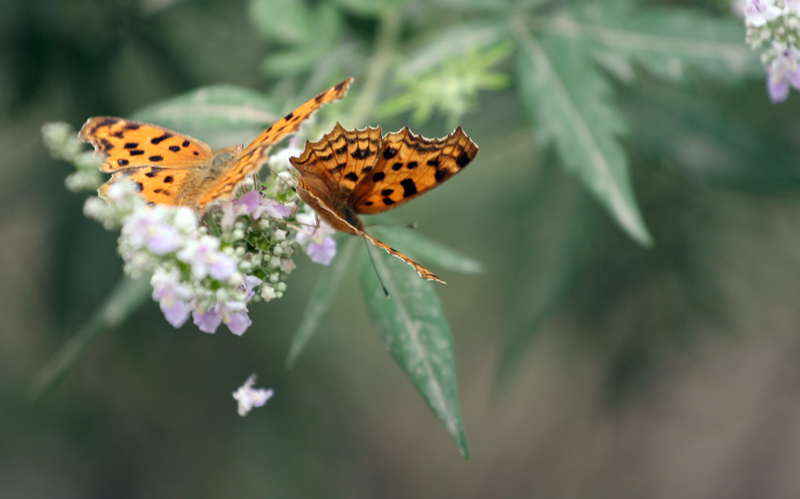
[291,123,478,283]
[80,78,353,211]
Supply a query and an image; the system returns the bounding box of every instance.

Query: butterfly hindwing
[197,78,354,209]
[291,123,478,283]
[79,117,214,173]
[98,167,195,205]
[295,182,444,283]
[351,127,478,214]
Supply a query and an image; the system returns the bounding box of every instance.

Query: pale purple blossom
[307,237,337,265]
[192,299,252,335]
[193,309,222,333]
[746,0,782,26]
[221,190,292,229]
[766,44,800,102]
[295,212,337,265]
[123,207,181,255]
[151,268,193,328]
[177,236,237,280]
[233,374,274,416]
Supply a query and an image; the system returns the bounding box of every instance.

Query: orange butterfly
[290,123,478,284]
[79,78,353,212]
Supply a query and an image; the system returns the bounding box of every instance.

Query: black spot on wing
[335,145,347,155]
[145,171,157,178]
[351,148,373,159]
[149,155,163,162]
[372,172,385,182]
[124,142,138,149]
[124,123,141,130]
[407,161,418,169]
[456,150,471,168]
[151,133,172,145]
[117,159,129,167]
[427,158,440,167]
[94,118,119,130]
[383,147,397,160]
[344,172,358,182]
[400,179,417,198]
[382,198,395,206]
[391,162,403,171]
[381,189,393,196]
[163,176,174,183]
[284,111,294,121]
[169,145,180,152]
[129,150,144,156]
[435,169,448,182]
[133,181,143,192]
[182,140,190,147]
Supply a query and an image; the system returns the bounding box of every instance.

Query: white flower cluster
[44,122,339,336]
[744,0,800,102]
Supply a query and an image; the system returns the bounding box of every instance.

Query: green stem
[348,8,403,127]
[27,277,151,402]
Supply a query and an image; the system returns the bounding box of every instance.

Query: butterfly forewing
[79,117,214,173]
[350,127,478,214]
[197,78,354,209]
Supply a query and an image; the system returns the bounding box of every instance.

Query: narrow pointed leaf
[286,237,359,368]
[359,249,469,458]
[536,0,759,85]
[515,30,652,245]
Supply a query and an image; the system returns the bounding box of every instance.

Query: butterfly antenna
[363,238,390,298]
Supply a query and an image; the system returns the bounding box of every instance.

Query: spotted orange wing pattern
[79,78,353,211]
[290,124,478,283]
[196,77,353,209]
[79,117,217,206]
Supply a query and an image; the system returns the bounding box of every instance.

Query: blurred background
[5,0,800,497]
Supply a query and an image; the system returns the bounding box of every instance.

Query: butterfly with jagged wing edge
[79,78,353,212]
[290,123,478,284]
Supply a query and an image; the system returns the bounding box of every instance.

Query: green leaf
[286,237,359,368]
[260,48,326,77]
[400,22,507,76]
[515,29,653,246]
[625,83,800,192]
[370,226,483,274]
[359,248,469,458]
[534,0,759,85]
[27,277,151,402]
[333,0,408,17]
[248,0,314,45]
[131,85,278,147]
[425,0,512,13]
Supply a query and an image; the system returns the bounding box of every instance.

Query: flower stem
[348,8,403,127]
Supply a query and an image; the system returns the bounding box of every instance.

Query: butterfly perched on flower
[79,78,353,212]
[290,123,478,283]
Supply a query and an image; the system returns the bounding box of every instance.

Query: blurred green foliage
[5,0,800,497]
